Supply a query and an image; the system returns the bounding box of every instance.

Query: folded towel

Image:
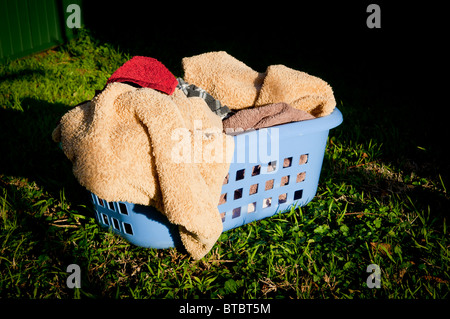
[52,82,234,260]
[222,102,315,133]
[107,56,178,95]
[182,51,336,117]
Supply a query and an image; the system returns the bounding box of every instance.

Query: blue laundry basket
[90,108,343,249]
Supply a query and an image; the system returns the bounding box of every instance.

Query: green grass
[1,29,449,299]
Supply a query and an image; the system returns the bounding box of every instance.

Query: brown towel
[182,51,336,117]
[52,82,234,260]
[222,102,315,133]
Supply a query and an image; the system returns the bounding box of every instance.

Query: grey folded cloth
[222,102,315,133]
[177,78,232,119]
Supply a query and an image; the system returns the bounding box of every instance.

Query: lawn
[0,26,448,300]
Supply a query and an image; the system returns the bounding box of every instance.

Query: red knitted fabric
[107,56,177,95]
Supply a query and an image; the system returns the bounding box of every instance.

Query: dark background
[81,1,447,181]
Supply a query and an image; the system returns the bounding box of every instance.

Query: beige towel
[183,51,336,117]
[52,82,234,260]
[182,51,265,109]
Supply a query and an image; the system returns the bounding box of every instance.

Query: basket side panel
[219,125,330,231]
[91,194,181,249]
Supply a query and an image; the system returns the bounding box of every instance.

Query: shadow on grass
[0,97,91,208]
[0,68,46,83]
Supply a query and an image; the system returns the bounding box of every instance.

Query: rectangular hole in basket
[220,212,226,222]
[294,189,303,200]
[234,188,243,200]
[108,201,115,211]
[262,197,272,208]
[101,213,109,226]
[248,202,256,213]
[283,157,292,168]
[299,154,309,165]
[235,169,245,181]
[219,193,227,205]
[98,198,104,207]
[232,207,241,219]
[123,222,134,235]
[278,193,287,204]
[252,165,261,176]
[265,179,274,190]
[118,202,128,215]
[267,160,277,172]
[297,172,306,183]
[281,175,290,186]
[112,217,120,230]
[249,183,258,195]
[223,173,229,185]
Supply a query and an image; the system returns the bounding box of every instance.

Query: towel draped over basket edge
[52,51,336,260]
